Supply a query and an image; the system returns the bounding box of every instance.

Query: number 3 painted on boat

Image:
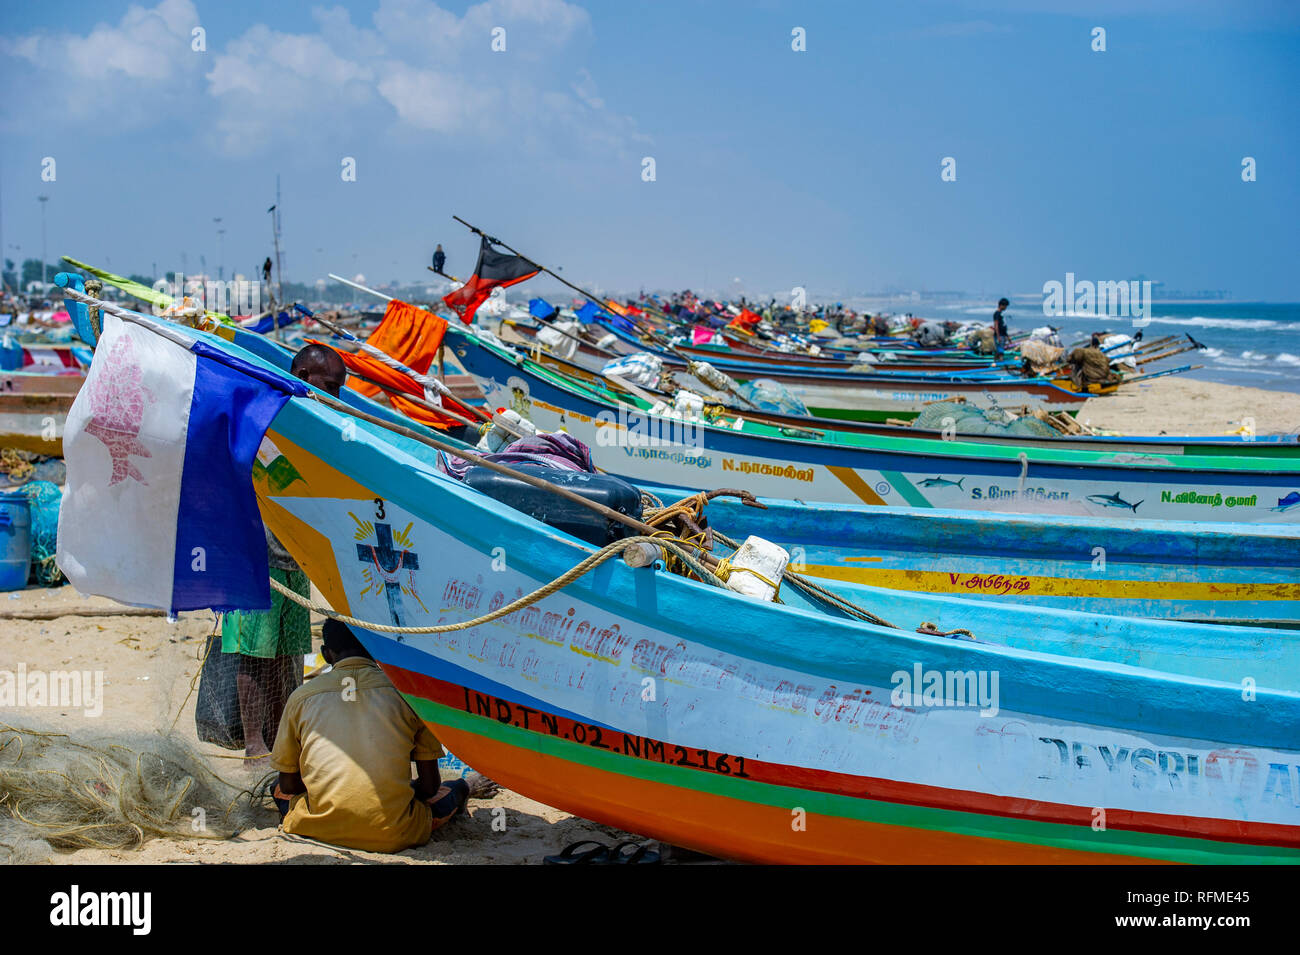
[374,498,386,520]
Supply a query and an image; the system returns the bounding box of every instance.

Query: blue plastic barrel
[0,490,32,591]
[0,337,23,371]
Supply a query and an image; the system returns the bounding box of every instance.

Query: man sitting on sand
[1067,334,1120,390]
[271,620,497,852]
[290,343,347,398]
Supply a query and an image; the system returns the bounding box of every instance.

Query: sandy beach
[1079,376,1299,436]
[0,587,653,866]
[1,376,1296,866]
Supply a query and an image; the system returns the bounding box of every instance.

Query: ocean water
[937,302,1300,394]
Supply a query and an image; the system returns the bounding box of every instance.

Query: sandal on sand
[543,840,612,865]
[609,841,661,865]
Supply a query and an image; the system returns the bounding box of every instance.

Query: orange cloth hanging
[348,300,447,398]
[307,300,479,431]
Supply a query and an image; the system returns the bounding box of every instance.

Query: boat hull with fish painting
[65,298,1298,864]
[234,353,1300,863]
[637,485,1300,626]
[451,327,1300,523]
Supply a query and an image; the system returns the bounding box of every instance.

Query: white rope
[352,338,451,401]
[58,285,198,348]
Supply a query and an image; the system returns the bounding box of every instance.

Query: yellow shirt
[271,657,442,852]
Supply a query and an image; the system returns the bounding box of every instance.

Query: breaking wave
[1142,316,1287,330]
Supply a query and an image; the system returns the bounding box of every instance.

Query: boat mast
[272,174,284,341]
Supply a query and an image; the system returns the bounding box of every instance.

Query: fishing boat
[450,327,1300,523]
[643,487,1300,626]
[0,391,74,454]
[192,319,1300,625]
[0,369,84,397]
[585,315,1099,420]
[506,317,1017,375]
[58,286,1300,863]
[506,337,1300,459]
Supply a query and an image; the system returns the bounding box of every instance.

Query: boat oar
[327,361,530,442]
[1137,343,1200,366]
[1118,363,1202,386]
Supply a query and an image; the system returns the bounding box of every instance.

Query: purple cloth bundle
[440,432,595,481]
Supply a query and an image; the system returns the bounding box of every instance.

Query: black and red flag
[441,235,540,324]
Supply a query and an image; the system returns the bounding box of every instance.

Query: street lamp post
[37,195,49,292]
[214,217,223,281]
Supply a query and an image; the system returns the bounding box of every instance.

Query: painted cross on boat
[357,523,420,626]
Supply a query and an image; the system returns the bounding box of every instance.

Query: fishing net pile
[911,400,1059,438]
[0,722,265,863]
[23,480,64,586]
[733,378,809,415]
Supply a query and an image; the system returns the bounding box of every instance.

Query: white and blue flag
[57,312,307,613]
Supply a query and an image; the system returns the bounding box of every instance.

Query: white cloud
[1,0,645,157]
[375,64,499,133]
[0,0,205,124]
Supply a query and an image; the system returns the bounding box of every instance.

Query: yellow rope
[268,535,725,636]
[713,556,782,598]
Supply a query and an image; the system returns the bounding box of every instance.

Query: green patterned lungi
[221,568,313,659]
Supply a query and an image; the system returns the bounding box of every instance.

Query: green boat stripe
[475,336,1297,473]
[880,469,933,508]
[407,695,1299,864]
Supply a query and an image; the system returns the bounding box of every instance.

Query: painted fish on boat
[1273,491,1300,512]
[917,476,966,489]
[1086,491,1143,514]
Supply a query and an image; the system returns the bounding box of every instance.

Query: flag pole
[451,215,635,321]
[451,215,685,346]
[449,216,760,409]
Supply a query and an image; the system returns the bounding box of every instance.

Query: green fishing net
[911,401,1059,438]
[22,480,63,586]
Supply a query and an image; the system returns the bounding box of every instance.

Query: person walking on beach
[270,620,498,852]
[432,244,446,275]
[992,297,1011,355]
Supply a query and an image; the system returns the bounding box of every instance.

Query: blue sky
[2,0,1297,301]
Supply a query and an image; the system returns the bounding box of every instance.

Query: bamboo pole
[328,272,392,302]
